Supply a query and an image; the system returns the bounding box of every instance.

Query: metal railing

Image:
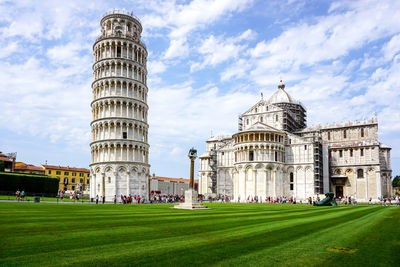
[102,9,141,23]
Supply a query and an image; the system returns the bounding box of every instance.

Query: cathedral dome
[267,80,296,104]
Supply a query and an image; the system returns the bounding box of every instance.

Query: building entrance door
[335,186,343,198]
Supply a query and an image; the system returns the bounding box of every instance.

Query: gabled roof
[241,122,284,133]
[241,99,282,116]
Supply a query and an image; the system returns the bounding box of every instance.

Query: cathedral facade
[198,81,392,202]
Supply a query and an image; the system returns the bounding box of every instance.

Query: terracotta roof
[0,152,13,162]
[152,176,198,184]
[14,164,44,172]
[42,165,90,173]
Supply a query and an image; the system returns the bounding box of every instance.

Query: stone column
[126,171,130,195]
[253,169,257,198]
[376,170,382,199]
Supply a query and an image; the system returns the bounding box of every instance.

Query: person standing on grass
[369,197,372,205]
[69,192,73,201]
[16,189,20,201]
[96,195,99,204]
[21,190,25,201]
[76,193,79,202]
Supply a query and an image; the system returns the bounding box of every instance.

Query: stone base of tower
[89,163,150,202]
[173,189,209,210]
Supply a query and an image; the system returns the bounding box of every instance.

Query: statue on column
[173,148,209,209]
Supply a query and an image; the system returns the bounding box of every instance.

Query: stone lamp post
[173,148,209,210]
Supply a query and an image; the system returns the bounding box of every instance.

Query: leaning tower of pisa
[90,10,150,201]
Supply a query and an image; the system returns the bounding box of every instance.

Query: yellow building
[42,165,90,193]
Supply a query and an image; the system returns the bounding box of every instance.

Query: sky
[0,0,399,179]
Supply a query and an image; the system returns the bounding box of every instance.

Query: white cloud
[148,60,167,74]
[143,0,253,60]
[0,41,19,59]
[163,38,190,59]
[191,29,255,72]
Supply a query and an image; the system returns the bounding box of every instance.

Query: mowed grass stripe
[0,203,388,266]
[219,206,395,266]
[0,205,339,259]
[0,204,349,255]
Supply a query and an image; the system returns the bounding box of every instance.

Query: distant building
[42,165,90,193]
[14,162,45,175]
[0,152,16,172]
[199,80,392,202]
[150,175,198,195]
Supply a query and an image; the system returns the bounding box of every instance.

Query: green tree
[392,175,400,188]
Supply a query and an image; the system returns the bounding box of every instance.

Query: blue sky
[0,0,399,179]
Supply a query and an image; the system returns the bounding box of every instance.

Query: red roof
[0,152,13,162]
[152,176,198,184]
[14,164,44,172]
[42,165,90,173]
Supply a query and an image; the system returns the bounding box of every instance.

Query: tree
[392,175,400,188]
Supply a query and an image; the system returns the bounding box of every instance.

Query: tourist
[95,195,99,204]
[76,193,80,201]
[60,192,64,201]
[369,197,372,205]
[114,195,117,204]
[69,192,73,201]
[21,189,25,200]
[102,195,105,204]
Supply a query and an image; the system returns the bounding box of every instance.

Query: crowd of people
[149,193,185,203]
[118,194,146,204]
[13,189,400,206]
[15,189,25,201]
[58,190,82,201]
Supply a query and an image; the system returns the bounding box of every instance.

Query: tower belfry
[90,10,150,200]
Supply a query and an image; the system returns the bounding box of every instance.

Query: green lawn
[0,203,398,266]
[0,195,90,202]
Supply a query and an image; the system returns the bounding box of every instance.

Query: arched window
[276,115,278,121]
[357,169,364,178]
[249,151,254,161]
[361,128,364,137]
[108,177,111,183]
[260,116,263,122]
[289,172,294,190]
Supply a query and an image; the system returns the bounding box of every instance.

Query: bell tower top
[99,9,143,42]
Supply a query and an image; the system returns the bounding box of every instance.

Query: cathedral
[198,81,392,202]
